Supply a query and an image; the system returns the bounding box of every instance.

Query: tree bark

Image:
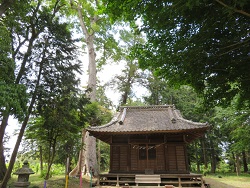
[98,139,101,172]
[0,113,9,181]
[242,151,248,173]
[235,153,241,176]
[0,144,7,181]
[201,138,208,170]
[69,1,98,177]
[232,152,236,172]
[195,141,200,173]
[45,139,57,180]
[39,146,43,173]
[69,129,86,177]
[209,138,216,173]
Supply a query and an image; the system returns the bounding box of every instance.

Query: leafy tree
[104,0,250,108]
[213,99,250,174]
[65,0,121,176]
[0,0,81,186]
[0,21,28,179]
[143,74,204,119]
[107,28,146,106]
[143,73,225,173]
[96,85,114,109]
[69,102,112,176]
[25,94,84,180]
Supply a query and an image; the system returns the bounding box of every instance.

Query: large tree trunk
[82,131,98,176]
[69,1,98,177]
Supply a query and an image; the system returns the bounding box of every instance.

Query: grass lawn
[7,174,95,188]
[7,173,250,188]
[204,173,250,188]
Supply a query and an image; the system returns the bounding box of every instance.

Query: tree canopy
[104,0,250,108]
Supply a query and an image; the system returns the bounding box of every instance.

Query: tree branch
[0,0,15,17]
[215,0,250,17]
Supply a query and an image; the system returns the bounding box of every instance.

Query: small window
[139,144,147,160]
[148,144,156,160]
[138,144,156,160]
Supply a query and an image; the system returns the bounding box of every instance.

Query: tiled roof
[87,105,210,134]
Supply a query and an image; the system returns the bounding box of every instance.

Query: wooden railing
[160,174,206,188]
[98,173,208,187]
[98,174,135,187]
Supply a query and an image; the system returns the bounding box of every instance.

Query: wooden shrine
[87,105,210,187]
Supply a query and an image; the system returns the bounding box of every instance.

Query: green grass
[204,173,250,188]
[8,172,250,188]
[8,174,92,188]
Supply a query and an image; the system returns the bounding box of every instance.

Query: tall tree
[104,0,250,108]
[0,0,81,186]
[107,28,146,105]
[67,0,120,176]
[214,99,250,173]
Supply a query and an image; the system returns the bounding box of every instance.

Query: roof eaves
[173,109,209,127]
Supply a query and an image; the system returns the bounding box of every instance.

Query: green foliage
[217,161,231,174]
[0,0,84,181]
[66,0,122,68]
[0,22,28,119]
[83,102,112,127]
[99,141,110,172]
[104,0,250,108]
[0,83,28,119]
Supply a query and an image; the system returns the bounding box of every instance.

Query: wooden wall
[109,134,189,174]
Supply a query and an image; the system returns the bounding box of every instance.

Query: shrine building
[87,105,210,187]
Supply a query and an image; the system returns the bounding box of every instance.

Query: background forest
[0,0,249,187]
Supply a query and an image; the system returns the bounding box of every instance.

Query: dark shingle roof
[87,105,209,134]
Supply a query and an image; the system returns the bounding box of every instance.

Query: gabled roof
[87,105,210,142]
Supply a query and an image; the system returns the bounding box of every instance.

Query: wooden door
[132,144,157,172]
[110,145,129,172]
[165,144,187,173]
